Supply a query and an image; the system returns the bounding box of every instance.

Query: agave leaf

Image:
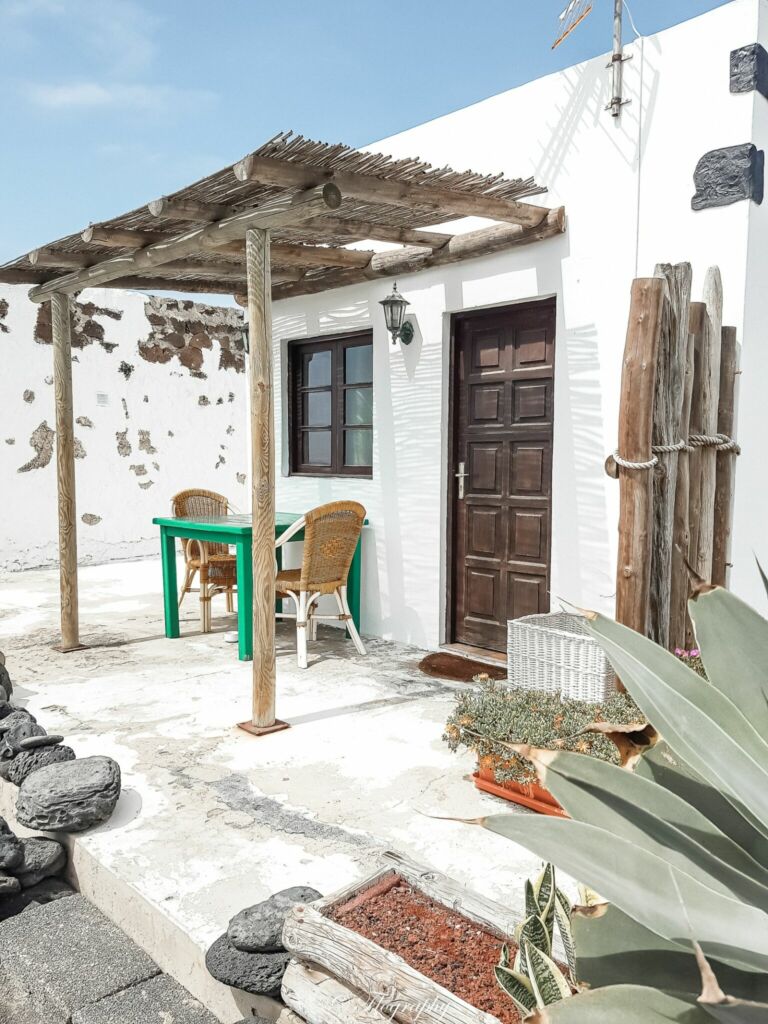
[572,903,768,1002]
[526,879,540,919]
[636,742,768,864]
[554,897,577,981]
[533,750,768,907]
[689,588,768,734]
[477,815,768,973]
[523,985,711,1022]
[525,940,573,1007]
[582,612,768,833]
[517,912,552,956]
[758,560,768,601]
[496,964,537,1010]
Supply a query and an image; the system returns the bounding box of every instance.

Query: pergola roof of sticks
[1,131,566,735]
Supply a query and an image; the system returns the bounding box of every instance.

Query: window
[289,331,373,477]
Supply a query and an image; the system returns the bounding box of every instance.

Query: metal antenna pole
[606,0,631,117]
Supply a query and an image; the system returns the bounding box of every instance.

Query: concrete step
[0,894,221,1024]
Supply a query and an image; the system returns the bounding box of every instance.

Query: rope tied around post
[611,433,740,471]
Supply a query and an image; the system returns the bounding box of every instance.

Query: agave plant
[496,863,576,1017]
[474,584,768,1022]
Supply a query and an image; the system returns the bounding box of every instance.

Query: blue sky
[0,0,731,262]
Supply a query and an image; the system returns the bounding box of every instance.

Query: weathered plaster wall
[272,0,764,647]
[0,287,247,571]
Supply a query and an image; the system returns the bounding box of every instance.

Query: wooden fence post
[694,267,723,580]
[712,325,739,587]
[669,326,695,652]
[51,292,81,652]
[649,263,691,648]
[615,278,666,635]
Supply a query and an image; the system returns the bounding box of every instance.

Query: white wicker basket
[507,612,617,702]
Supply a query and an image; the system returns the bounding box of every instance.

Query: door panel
[451,302,555,652]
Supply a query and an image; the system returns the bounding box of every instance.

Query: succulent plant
[496,863,576,1018]
[472,583,768,1022]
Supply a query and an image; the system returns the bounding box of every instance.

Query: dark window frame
[288,329,373,478]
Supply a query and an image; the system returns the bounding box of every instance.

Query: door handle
[455,461,468,499]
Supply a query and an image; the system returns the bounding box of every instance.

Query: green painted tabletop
[152,512,302,535]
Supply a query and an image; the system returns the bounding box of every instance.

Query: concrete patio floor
[0,557,544,1022]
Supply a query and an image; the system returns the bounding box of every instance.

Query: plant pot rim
[474,764,569,818]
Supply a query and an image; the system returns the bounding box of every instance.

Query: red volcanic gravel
[328,878,521,1024]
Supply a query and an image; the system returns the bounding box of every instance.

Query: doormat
[418,652,507,683]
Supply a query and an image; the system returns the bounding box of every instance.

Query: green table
[153,512,364,662]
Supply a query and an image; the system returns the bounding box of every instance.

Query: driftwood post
[687,303,706,609]
[51,293,80,652]
[694,267,723,580]
[615,278,666,635]
[239,227,284,735]
[669,326,696,652]
[649,263,691,648]
[712,326,739,587]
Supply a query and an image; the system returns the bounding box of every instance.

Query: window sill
[287,470,373,481]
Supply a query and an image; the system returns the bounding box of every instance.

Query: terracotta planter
[474,762,568,818]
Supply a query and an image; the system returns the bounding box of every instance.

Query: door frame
[445,297,557,649]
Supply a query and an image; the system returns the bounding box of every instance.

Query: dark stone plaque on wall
[730,43,768,98]
[691,143,764,210]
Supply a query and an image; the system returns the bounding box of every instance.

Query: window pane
[303,349,331,387]
[345,344,372,384]
[303,430,332,466]
[304,391,331,427]
[344,428,372,467]
[345,386,372,425]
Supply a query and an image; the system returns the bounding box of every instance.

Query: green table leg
[160,528,180,639]
[235,538,253,661]
[347,535,362,638]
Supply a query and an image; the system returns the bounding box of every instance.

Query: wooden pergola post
[50,292,81,652]
[238,227,287,735]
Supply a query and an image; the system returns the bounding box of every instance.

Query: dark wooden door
[451,301,555,652]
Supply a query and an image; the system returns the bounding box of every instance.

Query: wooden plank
[669,328,696,651]
[50,293,80,652]
[282,961,392,1024]
[81,225,170,247]
[649,263,692,648]
[246,227,277,729]
[283,903,500,1024]
[712,326,739,587]
[234,152,551,228]
[29,249,92,269]
[147,197,236,221]
[694,267,723,581]
[615,278,666,636]
[27,184,342,303]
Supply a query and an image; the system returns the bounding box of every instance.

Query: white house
[2,0,767,658]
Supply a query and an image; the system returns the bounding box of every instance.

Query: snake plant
[495,863,576,1017]
[476,583,768,1022]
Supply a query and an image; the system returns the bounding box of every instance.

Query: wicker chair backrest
[172,488,230,558]
[299,501,366,591]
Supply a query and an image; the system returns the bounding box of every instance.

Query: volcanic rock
[0,871,21,895]
[14,837,67,887]
[227,886,322,953]
[0,818,23,871]
[15,756,121,833]
[7,744,76,786]
[19,734,64,751]
[205,934,289,997]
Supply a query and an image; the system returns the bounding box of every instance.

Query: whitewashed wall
[0,286,249,571]
[273,0,765,647]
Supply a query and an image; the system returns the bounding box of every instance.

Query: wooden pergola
[0,132,566,733]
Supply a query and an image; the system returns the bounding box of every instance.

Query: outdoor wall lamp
[379,282,414,345]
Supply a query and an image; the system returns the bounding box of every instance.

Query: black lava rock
[205,933,290,997]
[228,886,322,953]
[0,818,23,871]
[6,744,76,786]
[0,878,74,922]
[16,756,121,833]
[13,837,67,888]
[0,872,21,896]
[731,43,768,99]
[692,143,765,210]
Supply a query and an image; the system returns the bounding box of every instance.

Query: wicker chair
[275,500,367,669]
[171,488,237,633]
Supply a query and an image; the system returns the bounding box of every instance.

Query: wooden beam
[615,278,665,637]
[203,237,376,269]
[50,293,80,652]
[28,184,342,302]
[244,226,279,733]
[82,225,170,247]
[712,326,739,587]
[29,249,92,269]
[297,216,454,249]
[148,197,236,221]
[272,209,566,299]
[695,267,723,582]
[649,262,691,649]
[687,303,706,638]
[669,327,695,651]
[0,268,55,285]
[234,153,550,228]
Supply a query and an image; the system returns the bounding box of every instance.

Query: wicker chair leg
[309,600,318,642]
[296,591,309,669]
[178,567,196,609]
[338,586,366,656]
[226,589,234,614]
